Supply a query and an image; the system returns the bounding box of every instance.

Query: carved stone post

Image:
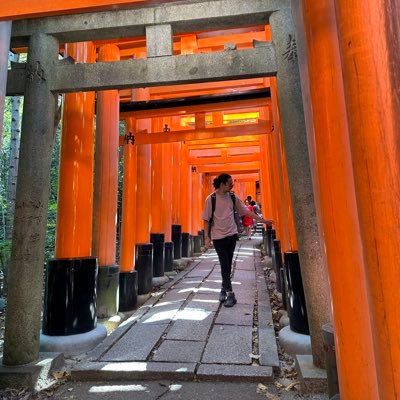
[269,8,331,367]
[3,33,59,366]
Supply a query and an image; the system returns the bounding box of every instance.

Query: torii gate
[3,0,328,391]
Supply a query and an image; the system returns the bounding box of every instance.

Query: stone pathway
[72,237,279,384]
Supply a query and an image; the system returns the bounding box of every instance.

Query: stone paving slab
[232,289,257,305]
[234,270,257,282]
[170,278,204,290]
[215,303,254,326]
[86,311,148,361]
[201,279,222,289]
[259,327,280,368]
[233,259,253,271]
[202,325,253,364]
[196,364,274,383]
[71,361,196,382]
[195,285,221,296]
[187,294,221,312]
[100,323,167,362]
[207,272,222,281]
[166,311,214,341]
[185,268,213,278]
[137,301,184,325]
[156,289,190,304]
[152,340,205,363]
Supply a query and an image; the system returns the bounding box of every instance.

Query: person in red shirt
[242,199,254,239]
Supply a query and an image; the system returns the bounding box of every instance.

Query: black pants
[213,234,238,292]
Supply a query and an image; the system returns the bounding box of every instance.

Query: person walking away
[243,199,254,240]
[202,173,272,307]
[250,200,260,234]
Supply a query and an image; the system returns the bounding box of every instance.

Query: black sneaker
[219,289,227,302]
[224,292,237,307]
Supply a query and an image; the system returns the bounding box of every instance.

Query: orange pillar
[202,173,212,205]
[191,166,200,234]
[92,44,120,265]
[118,117,138,310]
[151,117,163,234]
[55,42,96,258]
[259,134,273,220]
[171,142,181,225]
[135,90,152,244]
[295,0,378,395]
[334,1,400,397]
[120,118,138,272]
[162,140,173,242]
[92,44,120,317]
[180,31,196,257]
[212,112,224,127]
[269,92,291,252]
[180,143,192,256]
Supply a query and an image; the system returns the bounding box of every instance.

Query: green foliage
[0,93,61,295]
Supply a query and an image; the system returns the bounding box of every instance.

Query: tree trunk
[6,54,21,240]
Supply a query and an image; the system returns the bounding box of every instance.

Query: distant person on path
[202,173,272,307]
[250,200,260,234]
[242,199,254,240]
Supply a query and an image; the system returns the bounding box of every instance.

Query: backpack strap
[229,191,236,208]
[208,193,217,237]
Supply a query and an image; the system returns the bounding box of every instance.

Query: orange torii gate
[7,1,400,399]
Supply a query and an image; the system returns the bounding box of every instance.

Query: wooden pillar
[3,33,59,366]
[259,134,274,221]
[151,118,163,234]
[202,173,211,205]
[191,166,200,234]
[270,86,296,252]
[171,142,181,225]
[180,143,192,256]
[162,139,173,242]
[56,42,96,258]
[292,0,379,396]
[270,9,331,367]
[120,118,138,272]
[334,1,400,397]
[212,112,224,127]
[92,44,120,317]
[135,91,152,244]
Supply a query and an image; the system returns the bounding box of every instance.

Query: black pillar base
[119,271,138,312]
[171,224,182,260]
[198,230,204,247]
[267,228,275,258]
[135,243,153,295]
[97,265,120,319]
[284,251,309,335]
[191,235,194,255]
[164,242,174,272]
[273,239,283,293]
[181,232,190,257]
[150,233,165,277]
[43,257,98,336]
[193,235,202,254]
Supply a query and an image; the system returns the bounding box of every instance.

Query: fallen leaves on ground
[256,383,279,399]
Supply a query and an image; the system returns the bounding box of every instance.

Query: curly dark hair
[213,173,232,189]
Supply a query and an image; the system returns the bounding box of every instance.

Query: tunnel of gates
[2,1,400,399]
